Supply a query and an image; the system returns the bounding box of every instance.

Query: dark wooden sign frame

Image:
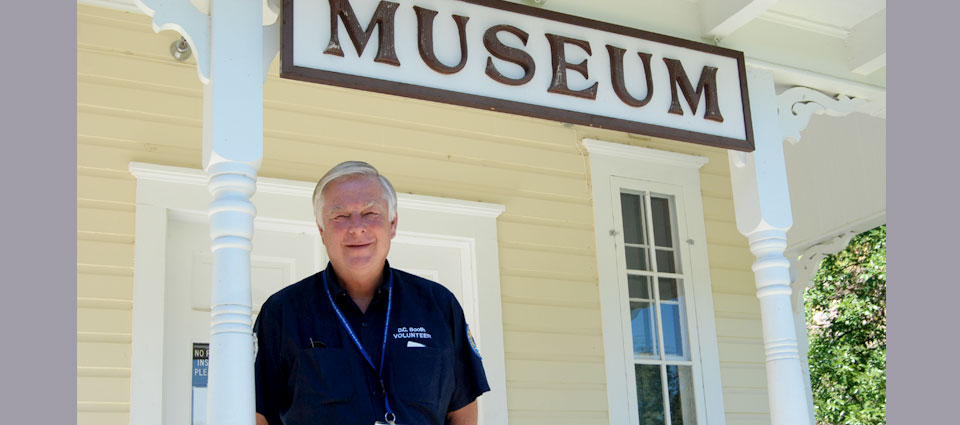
[280,0,755,151]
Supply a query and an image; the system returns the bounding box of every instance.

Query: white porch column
[134,1,280,424]
[728,68,811,425]
[202,2,264,425]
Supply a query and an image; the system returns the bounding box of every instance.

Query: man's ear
[389,212,398,239]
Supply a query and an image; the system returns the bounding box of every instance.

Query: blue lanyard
[322,270,397,424]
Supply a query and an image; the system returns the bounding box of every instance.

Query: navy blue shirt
[254,262,490,425]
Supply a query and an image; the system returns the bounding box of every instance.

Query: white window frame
[583,139,725,425]
[128,162,510,425]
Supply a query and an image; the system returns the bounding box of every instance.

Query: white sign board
[281,0,754,151]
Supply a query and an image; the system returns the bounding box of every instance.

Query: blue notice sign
[193,343,209,387]
[193,343,209,425]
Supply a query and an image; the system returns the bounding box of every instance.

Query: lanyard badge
[322,271,399,425]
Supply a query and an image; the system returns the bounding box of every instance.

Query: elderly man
[254,161,489,425]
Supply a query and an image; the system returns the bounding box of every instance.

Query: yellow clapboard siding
[704,218,746,246]
[499,213,594,231]
[78,47,202,91]
[78,411,129,425]
[707,245,755,275]
[498,247,597,279]
[78,239,134,269]
[501,303,602,335]
[77,173,137,205]
[78,106,202,150]
[497,220,596,252]
[263,104,588,174]
[715,318,764,340]
[701,171,733,197]
[78,376,130,403]
[702,195,737,222]
[265,80,579,151]
[506,358,606,384]
[78,272,133,300]
[718,341,765,364]
[506,387,608,412]
[257,133,592,201]
[710,269,758,295]
[721,365,768,389]
[723,389,771,414]
[78,5,176,53]
[78,138,202,175]
[725,413,774,425]
[504,331,604,359]
[499,276,599,307]
[78,76,202,121]
[714,293,761,319]
[78,307,132,335]
[501,268,596,284]
[77,206,135,235]
[78,341,131,368]
[507,410,609,425]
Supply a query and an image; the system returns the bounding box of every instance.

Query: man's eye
[363,211,378,217]
[333,215,347,220]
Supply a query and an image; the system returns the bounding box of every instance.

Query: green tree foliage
[805,225,886,425]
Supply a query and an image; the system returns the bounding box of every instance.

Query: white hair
[312,161,397,230]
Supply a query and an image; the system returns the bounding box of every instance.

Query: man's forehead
[327,200,383,212]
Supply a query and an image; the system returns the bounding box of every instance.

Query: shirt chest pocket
[290,347,357,404]
[387,346,453,411]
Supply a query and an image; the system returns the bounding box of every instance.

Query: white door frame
[128,162,510,425]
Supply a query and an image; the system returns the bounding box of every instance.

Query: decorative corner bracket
[134,0,282,84]
[788,230,860,313]
[777,87,866,145]
[135,0,212,83]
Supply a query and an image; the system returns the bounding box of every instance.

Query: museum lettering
[322,0,724,122]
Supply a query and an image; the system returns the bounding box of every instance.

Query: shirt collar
[322,260,394,300]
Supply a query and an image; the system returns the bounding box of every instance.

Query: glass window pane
[630,301,659,359]
[656,249,677,273]
[626,246,649,271]
[621,193,646,245]
[666,365,697,425]
[651,197,673,248]
[635,364,666,425]
[660,302,687,359]
[629,275,651,299]
[659,278,679,301]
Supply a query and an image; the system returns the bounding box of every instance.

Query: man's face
[318,175,397,277]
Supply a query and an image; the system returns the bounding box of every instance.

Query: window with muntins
[615,189,698,425]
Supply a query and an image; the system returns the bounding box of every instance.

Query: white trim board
[128,162,509,425]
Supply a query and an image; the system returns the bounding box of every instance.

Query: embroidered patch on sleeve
[467,323,482,360]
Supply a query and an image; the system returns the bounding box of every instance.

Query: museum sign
[281,0,754,151]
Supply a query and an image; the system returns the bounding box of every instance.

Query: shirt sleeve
[254,301,284,425]
[447,296,491,413]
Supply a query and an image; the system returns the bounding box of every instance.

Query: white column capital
[778,86,866,145]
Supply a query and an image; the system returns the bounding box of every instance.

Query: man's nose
[346,213,365,231]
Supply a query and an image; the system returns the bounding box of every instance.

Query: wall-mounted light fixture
[170,37,192,62]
